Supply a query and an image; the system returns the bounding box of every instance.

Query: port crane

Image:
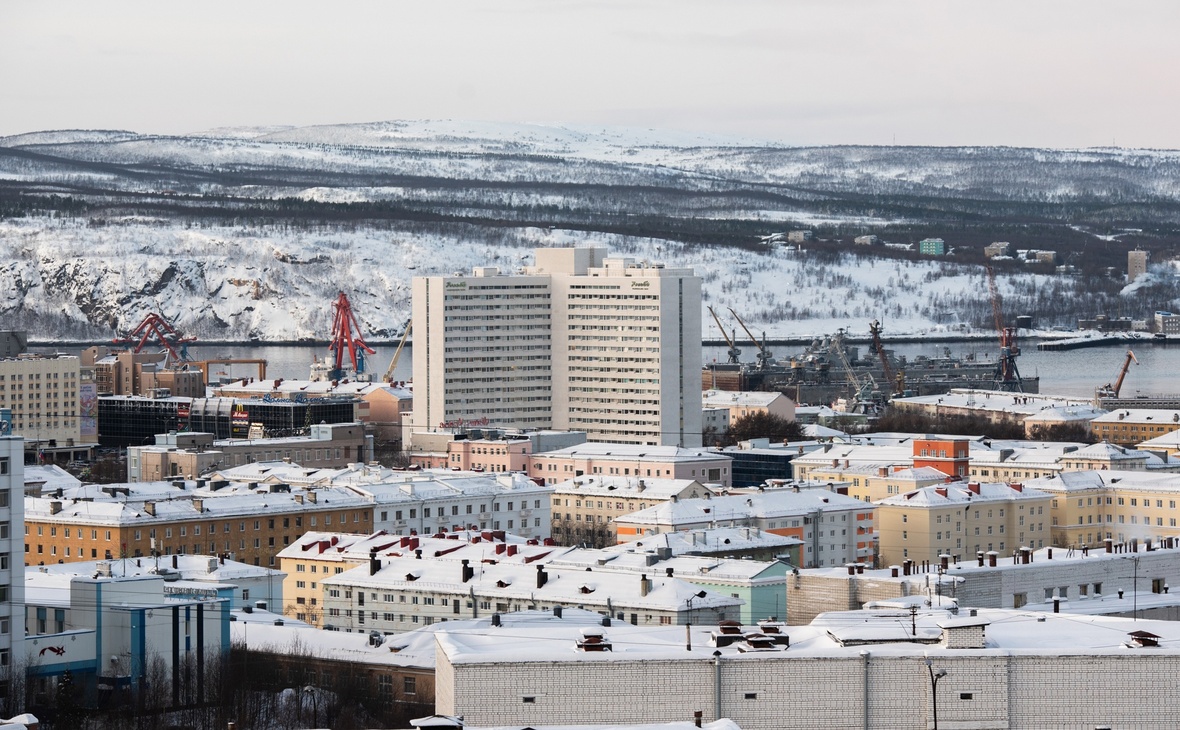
[727,307,773,370]
[831,328,877,413]
[1096,349,1138,399]
[326,291,376,381]
[869,319,904,396]
[708,307,742,364]
[112,312,196,365]
[986,266,1024,392]
[383,321,412,383]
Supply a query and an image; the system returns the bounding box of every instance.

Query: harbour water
[33,340,1178,400]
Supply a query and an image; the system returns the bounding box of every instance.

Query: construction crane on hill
[1096,349,1139,399]
[727,307,773,370]
[112,312,196,365]
[708,307,741,364]
[986,266,1024,392]
[327,291,376,381]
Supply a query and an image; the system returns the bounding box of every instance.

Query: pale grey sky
[3,0,1177,148]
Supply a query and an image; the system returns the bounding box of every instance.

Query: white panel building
[411,247,702,447]
[0,434,24,684]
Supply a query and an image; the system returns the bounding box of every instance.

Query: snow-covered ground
[0,214,1052,342]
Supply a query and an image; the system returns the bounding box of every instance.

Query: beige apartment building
[548,476,715,547]
[1028,470,1180,548]
[25,483,374,568]
[876,482,1053,567]
[410,247,702,447]
[530,442,733,487]
[800,464,950,503]
[0,353,90,450]
[1091,409,1180,447]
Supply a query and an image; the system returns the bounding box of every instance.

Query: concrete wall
[440,651,1180,729]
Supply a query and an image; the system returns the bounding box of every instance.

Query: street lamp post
[925,658,947,730]
[685,590,708,651]
[304,686,319,727]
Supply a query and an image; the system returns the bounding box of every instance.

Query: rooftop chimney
[461,559,474,583]
[640,574,650,597]
[536,564,548,588]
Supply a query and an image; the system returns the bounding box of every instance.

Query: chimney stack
[640,574,650,597]
[370,549,380,576]
[536,564,548,588]
[462,559,474,583]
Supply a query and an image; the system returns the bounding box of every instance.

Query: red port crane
[113,312,196,363]
[327,291,376,380]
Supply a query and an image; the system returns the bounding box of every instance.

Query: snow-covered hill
[1,121,1178,343]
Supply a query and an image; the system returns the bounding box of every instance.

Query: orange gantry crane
[112,312,196,364]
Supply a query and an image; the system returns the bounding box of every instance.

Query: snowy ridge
[2,120,1179,342]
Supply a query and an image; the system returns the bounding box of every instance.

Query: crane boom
[383,321,412,383]
[1098,349,1139,399]
[869,320,896,394]
[708,307,741,364]
[727,307,773,369]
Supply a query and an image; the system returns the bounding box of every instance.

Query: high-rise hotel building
[411,247,702,447]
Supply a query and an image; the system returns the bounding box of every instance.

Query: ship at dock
[702,311,1038,407]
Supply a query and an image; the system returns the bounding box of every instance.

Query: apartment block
[320,536,741,634]
[530,442,732,487]
[1091,409,1180,446]
[410,247,702,447]
[876,481,1053,567]
[613,488,873,568]
[126,422,369,481]
[24,479,374,567]
[548,476,716,547]
[212,462,553,540]
[1129,249,1149,282]
[0,354,88,451]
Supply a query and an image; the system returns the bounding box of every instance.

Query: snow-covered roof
[24,464,82,493]
[879,482,1050,507]
[213,378,411,399]
[26,483,371,524]
[1027,469,1180,495]
[701,389,787,408]
[1066,441,1150,462]
[551,476,711,500]
[892,389,1099,418]
[1092,408,1180,425]
[434,605,1180,663]
[323,549,743,613]
[277,529,537,563]
[617,489,866,528]
[534,443,729,463]
[31,553,282,583]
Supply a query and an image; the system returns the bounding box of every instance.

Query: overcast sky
[3,1,1178,148]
